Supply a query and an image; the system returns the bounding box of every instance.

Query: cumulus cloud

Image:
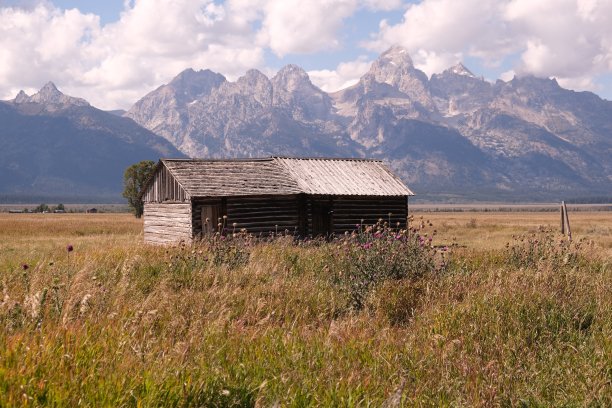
[256,0,402,56]
[366,0,612,92]
[0,0,404,108]
[0,0,264,109]
[308,57,373,92]
[2,0,611,108]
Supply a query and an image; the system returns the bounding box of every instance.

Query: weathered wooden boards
[144,203,191,244]
[141,157,413,244]
[142,164,187,203]
[560,201,572,241]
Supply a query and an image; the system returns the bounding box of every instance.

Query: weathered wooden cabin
[141,157,414,244]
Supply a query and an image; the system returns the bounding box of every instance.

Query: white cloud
[366,0,612,88]
[0,1,265,109]
[256,0,357,56]
[2,0,612,108]
[255,0,403,57]
[308,57,373,92]
[0,0,405,108]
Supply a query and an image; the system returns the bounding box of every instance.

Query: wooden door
[201,204,221,235]
[312,201,332,237]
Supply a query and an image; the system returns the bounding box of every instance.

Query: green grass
[0,214,610,406]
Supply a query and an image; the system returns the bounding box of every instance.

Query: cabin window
[201,204,221,234]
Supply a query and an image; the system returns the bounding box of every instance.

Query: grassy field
[0,212,610,406]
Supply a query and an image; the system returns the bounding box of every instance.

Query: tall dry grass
[0,213,610,406]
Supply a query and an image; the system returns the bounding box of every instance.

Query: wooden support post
[560,201,565,235]
[563,201,572,242]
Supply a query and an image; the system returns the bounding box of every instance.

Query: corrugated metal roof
[161,157,414,198]
[273,157,414,196]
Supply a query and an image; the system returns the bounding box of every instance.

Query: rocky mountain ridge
[125,46,612,200]
[0,83,183,201]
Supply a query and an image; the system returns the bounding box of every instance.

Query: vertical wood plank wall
[144,203,192,244]
[142,165,187,203]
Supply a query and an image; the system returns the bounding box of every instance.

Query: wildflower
[22,264,29,270]
[66,244,74,252]
[362,242,372,249]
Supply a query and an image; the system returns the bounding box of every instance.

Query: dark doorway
[201,203,222,235]
[312,201,333,237]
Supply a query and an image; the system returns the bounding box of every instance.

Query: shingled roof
[157,157,414,198]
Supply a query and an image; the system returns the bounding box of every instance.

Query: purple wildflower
[362,242,373,249]
[22,264,29,270]
[66,244,74,252]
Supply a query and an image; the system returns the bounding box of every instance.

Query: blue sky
[1,0,611,109]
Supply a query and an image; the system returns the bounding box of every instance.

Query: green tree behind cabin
[123,160,156,218]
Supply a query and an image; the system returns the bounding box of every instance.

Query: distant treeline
[565,196,612,204]
[0,194,125,204]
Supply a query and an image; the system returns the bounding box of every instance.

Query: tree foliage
[34,203,49,213]
[122,160,156,218]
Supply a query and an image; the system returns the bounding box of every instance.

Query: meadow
[0,211,610,406]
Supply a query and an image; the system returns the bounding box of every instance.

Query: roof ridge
[160,156,383,162]
[271,156,383,162]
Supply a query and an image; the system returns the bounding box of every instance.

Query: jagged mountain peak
[378,45,414,67]
[366,45,424,85]
[14,90,29,103]
[23,81,90,107]
[357,45,434,111]
[508,74,561,88]
[41,81,60,92]
[444,62,476,78]
[273,64,310,83]
[272,64,319,94]
[165,68,226,102]
[169,68,225,86]
[240,69,270,82]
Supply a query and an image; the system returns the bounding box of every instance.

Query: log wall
[190,194,407,238]
[143,165,188,203]
[144,203,192,244]
[330,196,408,235]
[192,195,300,238]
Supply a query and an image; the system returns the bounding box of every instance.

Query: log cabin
[141,157,414,244]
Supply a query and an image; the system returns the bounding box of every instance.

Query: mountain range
[2,46,611,202]
[0,82,182,202]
